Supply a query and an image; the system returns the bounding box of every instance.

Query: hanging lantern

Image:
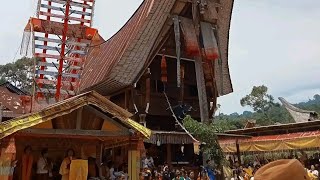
[139,114,147,127]
[181,144,185,153]
[161,55,168,83]
[156,140,161,147]
[193,142,201,155]
[85,28,98,40]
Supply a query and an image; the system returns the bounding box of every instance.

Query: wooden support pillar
[236,139,241,165]
[124,90,129,111]
[76,107,83,130]
[166,144,172,166]
[180,65,185,103]
[96,143,103,177]
[145,68,151,113]
[194,57,210,123]
[128,139,141,180]
[0,137,16,180]
[0,104,4,123]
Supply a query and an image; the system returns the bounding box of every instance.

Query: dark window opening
[153,80,164,93]
[189,85,198,97]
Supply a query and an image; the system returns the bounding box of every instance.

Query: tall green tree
[240,85,275,113]
[0,57,36,93]
[183,116,225,166]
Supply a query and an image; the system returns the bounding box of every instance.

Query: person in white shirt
[309,165,319,177]
[109,162,116,180]
[36,148,51,180]
[143,154,154,169]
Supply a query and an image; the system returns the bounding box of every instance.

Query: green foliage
[296,94,320,114]
[0,57,36,93]
[214,114,247,131]
[183,116,225,166]
[240,85,275,113]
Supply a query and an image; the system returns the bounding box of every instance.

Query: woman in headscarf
[59,149,75,180]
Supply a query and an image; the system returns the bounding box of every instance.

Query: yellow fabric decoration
[220,136,320,153]
[69,160,88,180]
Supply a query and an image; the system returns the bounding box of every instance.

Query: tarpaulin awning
[219,131,320,153]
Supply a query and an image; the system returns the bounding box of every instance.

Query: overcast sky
[1,0,319,114]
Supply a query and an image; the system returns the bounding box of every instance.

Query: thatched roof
[80,0,234,96]
[0,91,151,139]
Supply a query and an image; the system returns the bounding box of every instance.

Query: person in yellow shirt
[59,149,75,180]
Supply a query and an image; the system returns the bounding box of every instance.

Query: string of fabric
[163,90,199,143]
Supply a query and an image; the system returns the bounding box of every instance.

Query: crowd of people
[135,152,320,180]
[138,156,219,180]
[226,152,320,180]
[16,145,320,180]
[17,146,94,180]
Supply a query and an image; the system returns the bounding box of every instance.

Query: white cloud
[220,0,320,114]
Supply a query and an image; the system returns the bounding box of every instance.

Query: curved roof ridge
[279,97,318,122]
[80,0,234,96]
[81,0,161,92]
[279,97,317,114]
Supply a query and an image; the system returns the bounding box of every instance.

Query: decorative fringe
[20,31,33,58]
[180,17,200,56]
[161,55,167,83]
[173,15,181,87]
[200,22,219,61]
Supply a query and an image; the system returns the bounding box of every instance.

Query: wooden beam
[0,104,3,123]
[83,105,129,132]
[20,128,130,137]
[157,54,195,62]
[194,57,210,123]
[178,0,192,2]
[76,107,83,130]
[236,139,241,165]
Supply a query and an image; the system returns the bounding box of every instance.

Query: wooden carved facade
[81,0,234,130]
[78,0,234,166]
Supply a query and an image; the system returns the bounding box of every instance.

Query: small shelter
[220,98,320,157]
[220,120,320,154]
[0,91,150,179]
[0,82,31,120]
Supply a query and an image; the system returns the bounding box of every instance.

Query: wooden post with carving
[0,104,3,123]
[128,138,141,180]
[195,57,210,123]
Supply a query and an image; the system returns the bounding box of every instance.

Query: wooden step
[39,12,91,24]
[35,44,86,55]
[35,37,89,48]
[44,0,92,9]
[35,44,60,52]
[35,53,84,63]
[35,36,61,44]
[38,62,82,70]
[41,4,92,16]
[35,70,80,79]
